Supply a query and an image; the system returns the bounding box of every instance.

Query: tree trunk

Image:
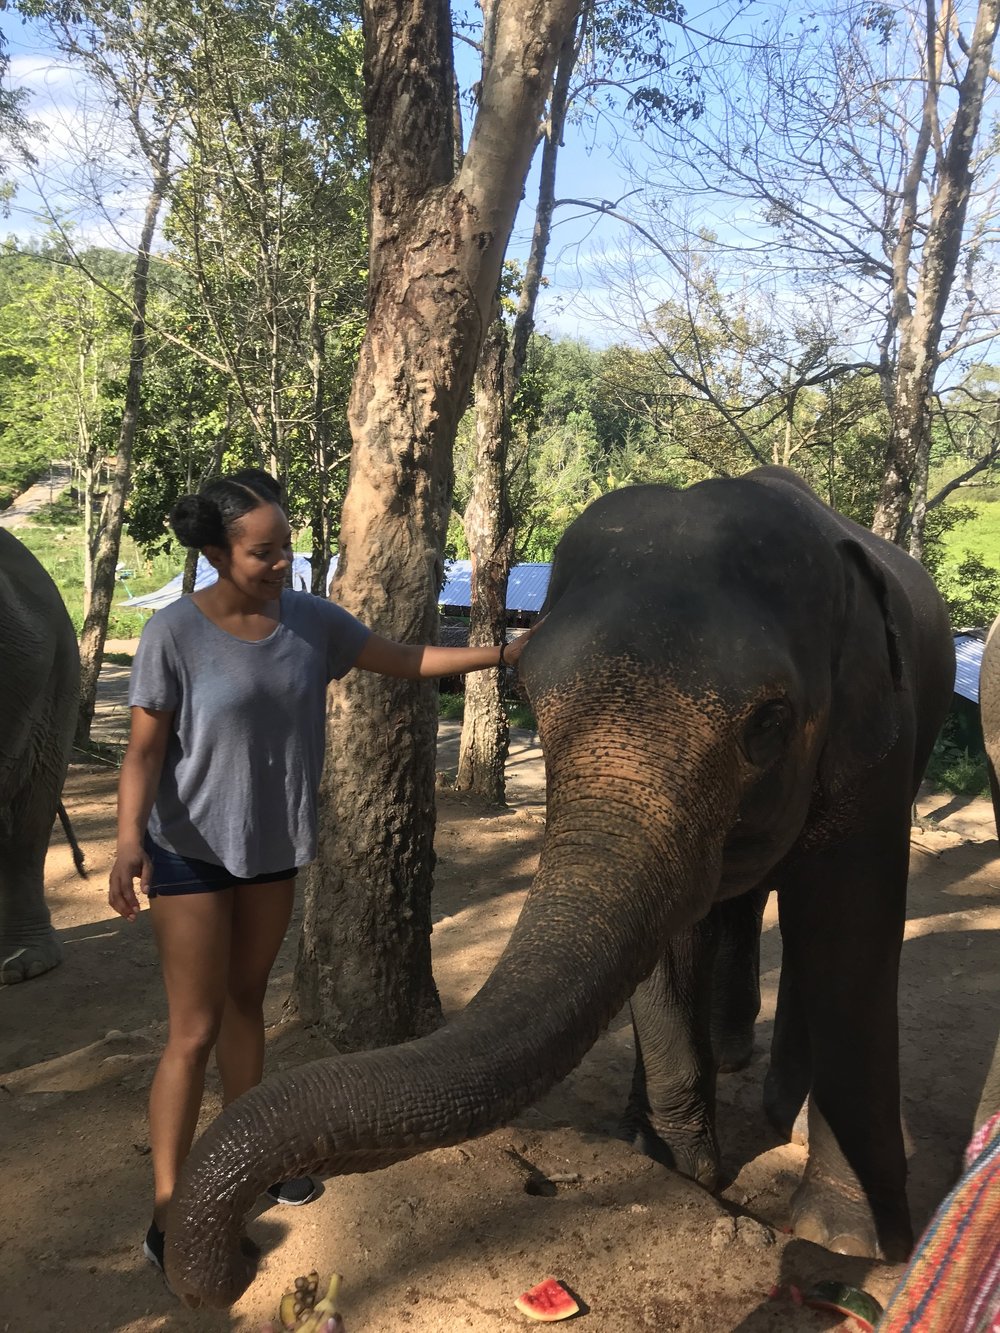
[871,0,1000,544]
[76,159,170,746]
[295,0,580,1051]
[455,18,579,798]
[307,267,332,595]
[456,316,514,802]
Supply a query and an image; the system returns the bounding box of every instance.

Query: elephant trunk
[167,856,727,1305]
[167,682,737,1307]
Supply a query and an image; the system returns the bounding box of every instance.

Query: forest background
[4,0,1000,1036]
[5,0,1000,643]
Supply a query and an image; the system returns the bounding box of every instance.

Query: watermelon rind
[804,1280,884,1330]
[514,1276,580,1323]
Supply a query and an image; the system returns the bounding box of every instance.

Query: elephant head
[165,469,953,1303]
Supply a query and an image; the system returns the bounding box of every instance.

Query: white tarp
[120,553,336,610]
[954,634,985,705]
[122,555,552,615]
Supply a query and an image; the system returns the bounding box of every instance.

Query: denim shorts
[143,835,298,898]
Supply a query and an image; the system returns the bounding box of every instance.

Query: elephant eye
[741,699,793,768]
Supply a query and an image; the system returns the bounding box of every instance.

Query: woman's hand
[108,841,152,922]
[501,615,546,668]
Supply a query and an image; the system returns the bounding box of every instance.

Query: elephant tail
[56,801,87,878]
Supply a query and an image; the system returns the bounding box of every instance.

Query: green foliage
[436,691,536,730]
[437,692,466,721]
[0,240,130,507]
[453,334,692,562]
[924,711,990,797]
[16,517,182,637]
[923,494,1000,628]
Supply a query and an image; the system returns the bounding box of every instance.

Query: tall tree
[296,0,581,1051]
[620,0,1000,553]
[456,0,693,798]
[17,0,182,740]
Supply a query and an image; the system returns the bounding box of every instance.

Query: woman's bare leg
[148,889,234,1229]
[215,879,295,1105]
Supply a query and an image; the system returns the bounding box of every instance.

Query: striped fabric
[880,1111,1000,1332]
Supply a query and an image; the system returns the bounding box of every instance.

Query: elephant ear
[817,538,905,796]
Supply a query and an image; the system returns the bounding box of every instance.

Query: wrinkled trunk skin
[456,315,514,802]
[167,670,733,1306]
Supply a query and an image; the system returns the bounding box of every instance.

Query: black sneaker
[265,1176,319,1206]
[143,1221,165,1273]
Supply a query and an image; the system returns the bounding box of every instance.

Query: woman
[108,469,538,1274]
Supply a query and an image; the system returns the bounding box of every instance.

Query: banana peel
[276,1273,343,1332]
[298,1274,344,1331]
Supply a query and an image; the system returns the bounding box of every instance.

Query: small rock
[629,1203,650,1214]
[735,1215,776,1247]
[710,1216,737,1248]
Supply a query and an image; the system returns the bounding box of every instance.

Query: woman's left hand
[502,615,546,667]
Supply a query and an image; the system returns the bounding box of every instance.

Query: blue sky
[1,5,683,345]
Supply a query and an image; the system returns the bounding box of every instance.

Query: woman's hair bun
[170,493,225,549]
[168,469,283,551]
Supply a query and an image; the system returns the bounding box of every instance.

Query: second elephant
[164,467,955,1306]
[0,529,80,984]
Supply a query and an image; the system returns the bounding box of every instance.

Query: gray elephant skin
[165,467,955,1307]
[972,615,1000,1135]
[0,528,80,984]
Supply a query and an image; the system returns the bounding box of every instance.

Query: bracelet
[499,641,508,667]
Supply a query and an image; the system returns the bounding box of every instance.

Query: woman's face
[209,501,293,603]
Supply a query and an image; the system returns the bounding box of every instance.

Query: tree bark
[455,18,580,799]
[871,0,1000,545]
[307,266,333,595]
[76,156,170,746]
[295,0,580,1051]
[455,316,514,802]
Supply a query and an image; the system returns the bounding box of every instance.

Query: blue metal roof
[120,554,335,609]
[954,634,984,704]
[439,561,550,613]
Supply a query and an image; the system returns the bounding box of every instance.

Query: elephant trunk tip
[166,1218,258,1309]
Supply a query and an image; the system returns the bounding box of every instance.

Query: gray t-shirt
[128,591,370,876]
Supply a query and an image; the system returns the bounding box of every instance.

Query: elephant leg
[620,915,719,1189]
[0,801,63,986]
[763,925,811,1143]
[777,824,912,1261]
[0,839,62,984]
[710,886,768,1073]
[974,1033,1000,1134]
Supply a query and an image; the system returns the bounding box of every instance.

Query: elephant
[972,615,1000,1135]
[0,528,81,984]
[979,613,1000,844]
[164,466,955,1307]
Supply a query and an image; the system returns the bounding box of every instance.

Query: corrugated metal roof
[954,634,984,704]
[121,554,552,614]
[439,561,550,613]
[120,553,335,609]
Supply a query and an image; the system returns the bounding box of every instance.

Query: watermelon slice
[514,1277,580,1323]
[804,1280,884,1331]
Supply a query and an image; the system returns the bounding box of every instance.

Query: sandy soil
[1,724,998,1332]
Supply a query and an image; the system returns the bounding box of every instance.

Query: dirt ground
[2,692,999,1332]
